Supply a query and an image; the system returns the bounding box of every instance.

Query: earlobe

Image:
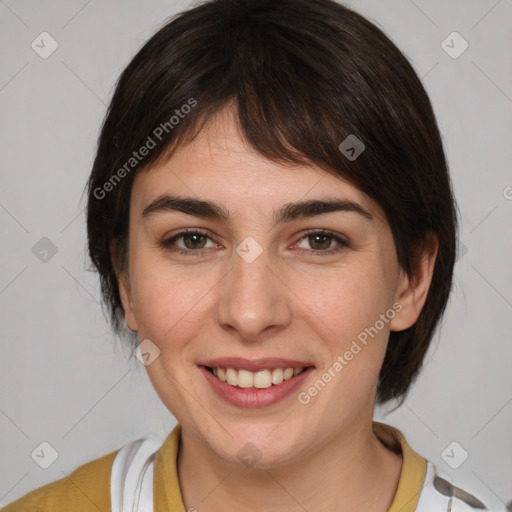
[390,235,438,332]
[118,274,139,332]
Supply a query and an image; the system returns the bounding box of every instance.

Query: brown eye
[160,229,217,255]
[295,230,349,255]
[182,233,208,249]
[307,233,333,251]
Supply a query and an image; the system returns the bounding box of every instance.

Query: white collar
[110,435,494,512]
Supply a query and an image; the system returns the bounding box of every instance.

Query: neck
[177,419,403,512]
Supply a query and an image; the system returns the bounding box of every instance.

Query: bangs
[132,16,364,180]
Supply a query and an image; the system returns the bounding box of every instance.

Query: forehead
[131,107,383,223]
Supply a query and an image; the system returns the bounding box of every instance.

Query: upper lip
[198,357,314,372]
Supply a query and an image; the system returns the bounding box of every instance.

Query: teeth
[271,368,283,385]
[226,367,237,386]
[238,369,254,388]
[254,370,272,388]
[210,366,305,389]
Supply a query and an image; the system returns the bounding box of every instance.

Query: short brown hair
[86,0,458,406]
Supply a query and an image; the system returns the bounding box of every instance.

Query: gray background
[0,0,511,509]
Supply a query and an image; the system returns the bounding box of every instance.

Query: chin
[202,421,308,469]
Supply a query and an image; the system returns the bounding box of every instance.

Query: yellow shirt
[1,421,427,512]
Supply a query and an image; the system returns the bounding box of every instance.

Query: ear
[111,239,139,332]
[111,252,138,331]
[389,234,438,332]
[118,272,139,332]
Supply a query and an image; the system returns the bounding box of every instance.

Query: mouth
[204,365,308,389]
[198,358,315,408]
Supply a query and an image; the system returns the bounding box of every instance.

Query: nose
[215,244,293,343]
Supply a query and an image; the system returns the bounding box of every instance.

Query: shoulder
[373,421,502,512]
[0,448,118,512]
[417,460,502,512]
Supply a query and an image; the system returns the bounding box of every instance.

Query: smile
[199,359,315,408]
[206,366,306,389]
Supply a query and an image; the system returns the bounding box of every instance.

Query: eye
[294,229,349,256]
[160,229,218,255]
[160,228,349,257]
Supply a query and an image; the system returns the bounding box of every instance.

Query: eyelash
[160,228,349,257]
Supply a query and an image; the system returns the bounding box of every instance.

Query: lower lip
[200,366,314,408]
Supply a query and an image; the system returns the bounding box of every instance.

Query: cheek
[290,264,395,405]
[129,253,219,343]
[292,267,393,422]
[294,262,392,341]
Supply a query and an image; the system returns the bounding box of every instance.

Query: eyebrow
[142,194,373,226]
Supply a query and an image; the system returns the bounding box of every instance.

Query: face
[119,106,431,468]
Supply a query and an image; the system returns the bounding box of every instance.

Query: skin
[118,104,438,512]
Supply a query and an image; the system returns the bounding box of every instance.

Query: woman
[1,0,497,510]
